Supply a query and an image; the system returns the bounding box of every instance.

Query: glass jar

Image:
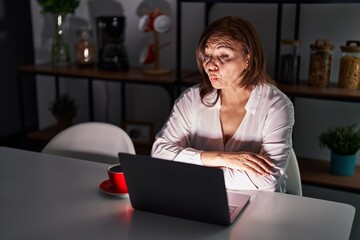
[279,39,302,84]
[75,29,95,67]
[338,40,360,90]
[308,39,334,88]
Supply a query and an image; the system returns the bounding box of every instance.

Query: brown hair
[196,16,270,106]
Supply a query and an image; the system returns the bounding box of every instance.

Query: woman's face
[202,38,249,90]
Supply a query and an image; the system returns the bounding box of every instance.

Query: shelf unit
[175,1,360,191]
[299,157,360,193]
[16,64,200,144]
[176,0,360,88]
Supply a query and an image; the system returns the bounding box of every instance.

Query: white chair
[285,148,303,196]
[42,122,135,164]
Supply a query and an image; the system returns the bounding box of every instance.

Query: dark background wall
[0,0,37,145]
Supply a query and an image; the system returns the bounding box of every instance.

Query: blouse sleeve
[151,87,203,165]
[224,100,295,192]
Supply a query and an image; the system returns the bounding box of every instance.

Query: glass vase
[52,13,70,67]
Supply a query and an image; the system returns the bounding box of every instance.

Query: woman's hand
[224,152,274,175]
[201,151,275,176]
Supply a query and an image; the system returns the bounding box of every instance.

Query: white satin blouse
[151,83,294,192]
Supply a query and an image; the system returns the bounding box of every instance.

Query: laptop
[118,152,250,226]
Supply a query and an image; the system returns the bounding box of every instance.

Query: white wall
[30,1,360,163]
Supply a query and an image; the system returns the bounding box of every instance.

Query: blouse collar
[245,84,262,114]
[204,84,263,113]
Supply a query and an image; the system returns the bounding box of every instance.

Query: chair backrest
[42,122,135,164]
[285,148,302,196]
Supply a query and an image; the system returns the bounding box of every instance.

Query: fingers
[252,156,274,174]
[244,161,270,176]
[250,163,271,176]
[241,164,263,176]
[257,154,275,167]
[241,153,274,176]
[222,152,275,176]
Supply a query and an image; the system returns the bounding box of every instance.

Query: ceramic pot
[330,152,356,176]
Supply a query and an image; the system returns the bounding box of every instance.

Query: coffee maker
[96,16,129,71]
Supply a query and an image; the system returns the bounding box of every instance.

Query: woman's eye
[203,55,211,62]
[220,54,229,59]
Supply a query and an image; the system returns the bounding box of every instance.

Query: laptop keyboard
[228,204,238,216]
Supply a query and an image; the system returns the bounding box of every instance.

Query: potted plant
[49,94,78,129]
[36,0,80,66]
[319,124,360,176]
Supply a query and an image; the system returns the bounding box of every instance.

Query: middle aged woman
[151,16,295,192]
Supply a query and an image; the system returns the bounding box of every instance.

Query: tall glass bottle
[279,39,302,84]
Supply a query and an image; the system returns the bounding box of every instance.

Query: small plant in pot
[319,124,360,176]
[49,94,78,129]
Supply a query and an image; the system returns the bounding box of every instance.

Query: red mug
[108,164,128,193]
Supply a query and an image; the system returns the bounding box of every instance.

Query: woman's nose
[207,59,218,71]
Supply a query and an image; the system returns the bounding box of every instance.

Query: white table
[0,147,355,240]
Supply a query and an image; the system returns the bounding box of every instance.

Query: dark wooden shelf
[17,64,199,86]
[26,123,70,142]
[277,81,360,102]
[298,157,360,193]
[172,72,360,102]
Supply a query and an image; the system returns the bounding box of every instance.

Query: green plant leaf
[37,0,79,14]
[319,124,360,155]
[49,94,78,117]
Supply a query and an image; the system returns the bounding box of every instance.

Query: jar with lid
[338,40,360,89]
[75,29,95,67]
[279,39,302,84]
[308,39,334,88]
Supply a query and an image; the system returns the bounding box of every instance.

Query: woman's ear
[245,55,250,69]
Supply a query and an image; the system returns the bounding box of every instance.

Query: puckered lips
[209,74,219,82]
